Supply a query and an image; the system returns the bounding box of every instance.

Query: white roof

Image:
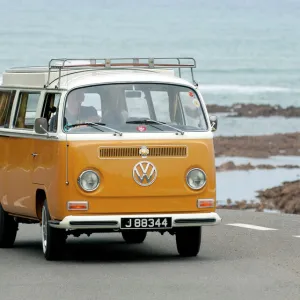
[0,57,197,90]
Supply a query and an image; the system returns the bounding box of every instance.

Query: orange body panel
[1,136,35,216]
[0,135,216,221]
[0,136,65,218]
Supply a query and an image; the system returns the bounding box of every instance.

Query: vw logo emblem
[139,146,149,158]
[132,161,157,186]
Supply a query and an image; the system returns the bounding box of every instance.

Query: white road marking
[226,223,278,231]
[293,235,300,238]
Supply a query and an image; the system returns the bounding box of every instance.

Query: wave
[0,75,297,96]
[195,68,300,74]
[198,84,299,94]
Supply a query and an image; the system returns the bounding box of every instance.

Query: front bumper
[49,212,222,230]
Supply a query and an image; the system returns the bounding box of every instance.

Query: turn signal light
[67,201,89,211]
[197,199,214,208]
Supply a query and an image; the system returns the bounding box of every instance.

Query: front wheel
[41,201,66,261]
[0,204,18,248]
[176,227,202,257]
[121,230,147,244]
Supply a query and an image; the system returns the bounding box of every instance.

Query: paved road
[0,209,300,300]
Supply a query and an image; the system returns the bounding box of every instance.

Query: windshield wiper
[65,122,123,136]
[126,118,184,135]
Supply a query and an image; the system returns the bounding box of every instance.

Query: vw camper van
[0,57,221,260]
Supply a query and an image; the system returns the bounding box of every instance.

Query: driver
[49,89,99,131]
[64,89,99,124]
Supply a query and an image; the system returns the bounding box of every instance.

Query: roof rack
[45,57,197,88]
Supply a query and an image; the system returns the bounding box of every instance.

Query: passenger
[101,87,128,124]
[49,89,99,131]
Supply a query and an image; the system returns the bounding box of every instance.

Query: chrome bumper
[49,212,221,230]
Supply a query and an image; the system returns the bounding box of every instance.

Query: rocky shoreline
[205,102,300,213]
[214,132,300,158]
[213,131,300,214]
[216,161,300,171]
[207,103,300,118]
[217,180,300,215]
[256,180,300,214]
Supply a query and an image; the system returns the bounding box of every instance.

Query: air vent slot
[99,146,187,158]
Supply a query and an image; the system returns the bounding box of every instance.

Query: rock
[216,161,300,172]
[256,164,275,169]
[207,103,300,118]
[277,165,300,169]
[217,200,260,210]
[206,104,231,113]
[256,180,300,214]
[214,132,300,158]
[217,161,255,171]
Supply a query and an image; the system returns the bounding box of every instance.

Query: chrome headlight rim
[77,169,100,192]
[186,168,207,190]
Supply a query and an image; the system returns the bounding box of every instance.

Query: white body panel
[0,59,214,139]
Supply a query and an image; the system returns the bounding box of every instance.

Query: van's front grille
[99,146,187,158]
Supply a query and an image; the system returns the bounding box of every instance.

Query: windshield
[62,83,208,133]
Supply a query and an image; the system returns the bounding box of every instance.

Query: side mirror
[209,115,218,132]
[34,117,49,135]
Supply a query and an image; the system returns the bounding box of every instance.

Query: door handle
[31,153,38,157]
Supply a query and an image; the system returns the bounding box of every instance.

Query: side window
[14,92,40,130]
[0,90,16,128]
[150,91,171,123]
[42,93,61,132]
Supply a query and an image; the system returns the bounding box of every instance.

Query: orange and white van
[0,57,221,260]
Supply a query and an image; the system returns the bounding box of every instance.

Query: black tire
[0,204,18,248]
[121,230,147,244]
[41,200,66,261]
[176,227,202,257]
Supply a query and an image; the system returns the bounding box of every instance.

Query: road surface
[0,209,299,300]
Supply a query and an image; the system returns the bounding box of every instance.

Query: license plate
[121,217,172,229]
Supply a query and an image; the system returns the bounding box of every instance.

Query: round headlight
[186,168,206,190]
[78,170,100,192]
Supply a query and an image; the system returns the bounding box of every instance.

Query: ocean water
[0,0,299,203]
[214,115,300,136]
[215,155,300,167]
[216,155,300,204]
[0,0,299,108]
[216,168,300,203]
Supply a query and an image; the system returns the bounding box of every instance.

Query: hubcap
[41,207,47,253]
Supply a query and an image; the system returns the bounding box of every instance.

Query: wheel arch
[36,189,46,220]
